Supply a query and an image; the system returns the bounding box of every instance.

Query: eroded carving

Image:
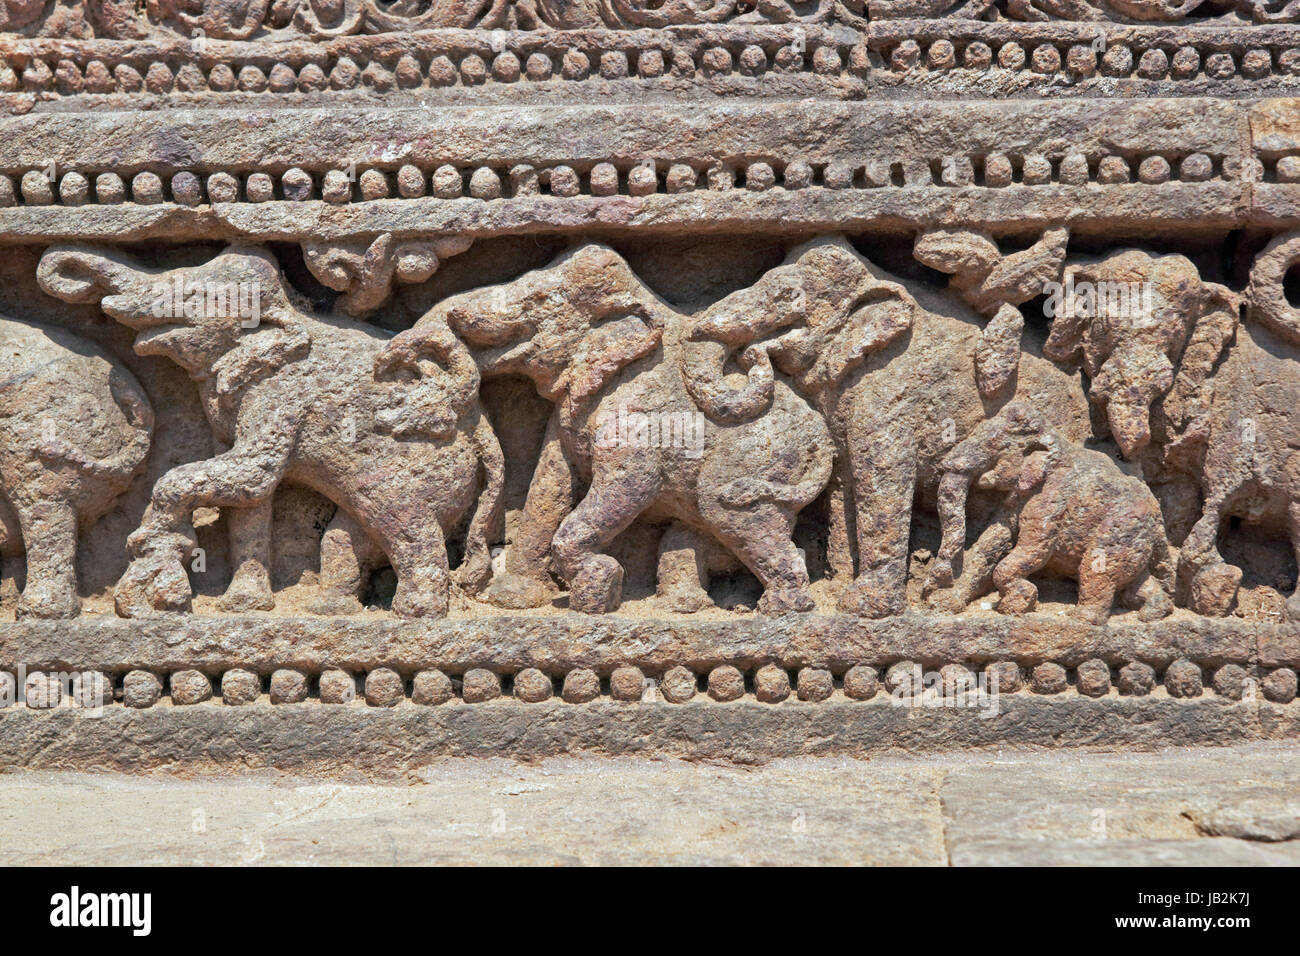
[686,236,1089,618]
[376,243,835,615]
[933,401,1175,623]
[0,317,153,618]
[303,234,472,316]
[37,244,504,619]
[6,223,1300,639]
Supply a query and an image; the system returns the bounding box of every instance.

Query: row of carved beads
[888,38,1300,80]
[8,661,1299,708]
[5,39,1300,96]
[0,150,1257,209]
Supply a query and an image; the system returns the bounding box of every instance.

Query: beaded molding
[7,659,1299,709]
[0,149,1255,209]
[7,24,1300,100]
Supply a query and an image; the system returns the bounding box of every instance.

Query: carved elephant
[1040,247,1290,617]
[38,244,503,619]
[0,317,153,618]
[375,243,834,615]
[688,235,1091,618]
[934,402,1175,624]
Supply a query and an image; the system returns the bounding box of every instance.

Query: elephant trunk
[681,340,774,424]
[37,245,149,304]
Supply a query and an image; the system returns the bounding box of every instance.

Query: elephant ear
[555,312,662,411]
[209,245,313,398]
[797,288,913,394]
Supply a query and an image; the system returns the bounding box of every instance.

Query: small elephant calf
[931,403,1175,625]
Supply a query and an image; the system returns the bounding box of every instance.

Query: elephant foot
[482,573,556,610]
[996,578,1037,615]
[114,535,193,619]
[1189,562,1241,617]
[392,577,449,619]
[925,586,968,615]
[658,588,713,614]
[1072,604,1109,627]
[306,591,365,616]
[837,571,906,618]
[921,559,954,598]
[569,555,624,614]
[15,583,80,620]
[216,574,275,613]
[1138,589,1175,622]
[758,586,814,615]
[1287,592,1300,623]
[451,554,492,595]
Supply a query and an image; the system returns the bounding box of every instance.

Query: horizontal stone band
[1,613,1294,672]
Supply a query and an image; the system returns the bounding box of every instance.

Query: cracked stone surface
[1,743,1296,865]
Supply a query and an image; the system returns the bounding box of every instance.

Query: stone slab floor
[2,744,1298,865]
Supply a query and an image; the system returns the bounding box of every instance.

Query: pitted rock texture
[4,0,1300,769]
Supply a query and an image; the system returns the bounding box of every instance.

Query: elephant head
[929,402,1059,590]
[377,243,668,427]
[942,402,1057,494]
[1042,249,1238,459]
[372,313,482,441]
[684,236,915,418]
[38,244,311,398]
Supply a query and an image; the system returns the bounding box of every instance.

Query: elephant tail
[457,406,506,595]
[1150,524,1178,595]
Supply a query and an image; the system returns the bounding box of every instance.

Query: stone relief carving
[6,0,841,37]
[0,0,1296,787]
[377,242,834,615]
[5,0,1298,37]
[302,234,472,317]
[933,401,1175,623]
[37,244,504,619]
[0,316,153,619]
[9,226,1297,633]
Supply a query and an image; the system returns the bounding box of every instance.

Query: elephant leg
[119,427,294,618]
[1125,570,1174,622]
[308,508,383,616]
[216,502,275,612]
[1184,486,1241,617]
[825,458,855,582]
[1076,518,1151,625]
[388,521,450,619]
[991,523,1053,616]
[341,484,451,619]
[11,492,80,620]
[1114,513,1175,622]
[485,412,576,609]
[700,495,814,615]
[1076,566,1118,626]
[929,511,1015,614]
[656,523,712,613]
[553,455,660,614]
[838,420,916,618]
[1075,547,1125,627]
